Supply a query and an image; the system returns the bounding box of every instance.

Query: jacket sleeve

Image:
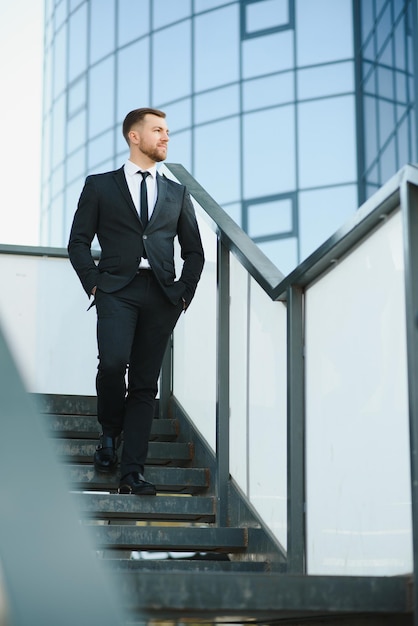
[176,188,205,306]
[67,176,101,296]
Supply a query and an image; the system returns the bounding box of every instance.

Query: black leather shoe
[93,434,120,473]
[118,472,156,495]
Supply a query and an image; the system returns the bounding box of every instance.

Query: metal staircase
[2,165,418,624]
[36,392,412,625]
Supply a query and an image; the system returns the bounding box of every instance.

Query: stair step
[116,571,411,620]
[105,558,280,573]
[35,393,97,415]
[74,493,215,522]
[68,465,209,493]
[89,525,260,552]
[46,414,178,441]
[52,440,193,465]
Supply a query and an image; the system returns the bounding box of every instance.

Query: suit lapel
[112,167,140,222]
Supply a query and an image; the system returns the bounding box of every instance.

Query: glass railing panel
[230,251,288,547]
[248,276,288,547]
[305,209,412,575]
[0,250,96,394]
[172,207,217,450]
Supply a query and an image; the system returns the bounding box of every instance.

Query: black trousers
[94,270,183,478]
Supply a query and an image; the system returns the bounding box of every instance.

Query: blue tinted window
[297,61,354,100]
[51,164,64,197]
[152,0,191,28]
[394,19,406,70]
[116,39,150,124]
[166,129,192,172]
[248,197,293,238]
[70,0,85,11]
[380,136,397,183]
[298,185,357,261]
[194,5,239,91]
[53,27,67,98]
[410,111,417,162]
[50,193,64,247]
[244,0,291,37]
[378,99,395,145]
[68,77,86,117]
[396,70,407,103]
[377,65,394,100]
[243,106,295,197]
[363,36,375,62]
[67,146,86,182]
[88,57,115,137]
[366,162,379,184]
[52,96,66,167]
[68,3,87,81]
[67,109,86,153]
[65,176,86,237]
[153,21,191,103]
[380,38,393,69]
[160,99,192,131]
[90,0,115,65]
[257,238,298,274]
[361,0,374,41]
[243,72,294,111]
[296,0,353,65]
[223,202,242,227]
[118,0,150,46]
[364,95,378,169]
[55,0,67,29]
[298,95,356,188]
[195,117,240,204]
[376,3,392,56]
[88,130,114,169]
[194,0,230,11]
[243,30,293,79]
[363,62,376,95]
[195,85,239,124]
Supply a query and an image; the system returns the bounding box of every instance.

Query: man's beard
[138,140,167,163]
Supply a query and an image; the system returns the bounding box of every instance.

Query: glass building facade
[41,0,417,275]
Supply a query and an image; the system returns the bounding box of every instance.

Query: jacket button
[143,235,148,240]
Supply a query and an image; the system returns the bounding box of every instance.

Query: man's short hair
[122,107,166,145]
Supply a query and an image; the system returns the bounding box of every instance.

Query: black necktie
[140,171,150,227]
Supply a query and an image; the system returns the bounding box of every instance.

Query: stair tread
[75,493,215,521]
[116,571,412,618]
[34,393,98,415]
[68,464,209,493]
[45,414,178,441]
[105,558,280,573]
[53,440,193,464]
[90,525,261,552]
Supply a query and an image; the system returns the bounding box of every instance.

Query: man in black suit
[68,107,204,495]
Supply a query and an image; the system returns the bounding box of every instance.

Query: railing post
[287,284,306,573]
[401,179,418,626]
[216,238,230,526]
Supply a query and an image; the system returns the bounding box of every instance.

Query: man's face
[131,114,169,163]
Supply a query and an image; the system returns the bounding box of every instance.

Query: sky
[0,1,43,246]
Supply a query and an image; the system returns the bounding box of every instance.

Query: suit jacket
[68,167,204,306]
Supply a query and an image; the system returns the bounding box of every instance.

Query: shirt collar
[124,159,157,179]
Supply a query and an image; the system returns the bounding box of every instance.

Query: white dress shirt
[124,159,158,269]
